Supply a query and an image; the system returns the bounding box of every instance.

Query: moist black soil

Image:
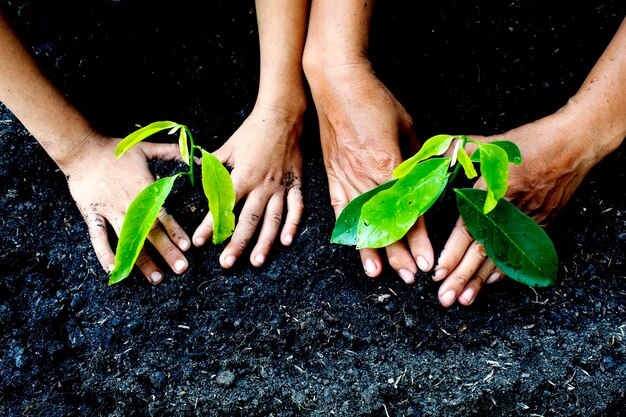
[1,1,625,416]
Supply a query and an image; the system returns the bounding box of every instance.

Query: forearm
[254,0,309,116]
[0,12,96,172]
[562,17,626,159]
[304,0,374,71]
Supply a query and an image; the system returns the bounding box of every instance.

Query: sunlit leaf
[109,174,181,284]
[457,146,477,179]
[200,149,236,244]
[393,134,456,178]
[476,143,509,213]
[358,158,451,248]
[455,188,557,287]
[470,140,522,164]
[116,121,180,158]
[179,128,190,165]
[331,180,398,245]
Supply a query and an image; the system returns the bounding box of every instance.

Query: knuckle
[161,244,179,259]
[472,242,487,259]
[386,253,404,270]
[149,221,162,234]
[232,237,250,252]
[135,255,150,269]
[241,212,261,229]
[451,272,471,287]
[330,196,348,211]
[459,226,474,244]
[268,211,283,227]
[258,237,275,248]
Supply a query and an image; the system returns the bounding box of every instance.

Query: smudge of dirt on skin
[281,170,297,188]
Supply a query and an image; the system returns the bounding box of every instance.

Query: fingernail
[255,253,266,265]
[179,240,190,250]
[416,256,430,272]
[224,255,236,268]
[174,259,186,273]
[440,290,457,307]
[364,258,377,276]
[194,237,205,246]
[284,235,293,245]
[150,271,163,284]
[398,268,416,284]
[106,264,115,273]
[487,271,501,284]
[433,268,447,281]
[460,287,475,304]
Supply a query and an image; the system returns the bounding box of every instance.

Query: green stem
[185,126,196,187]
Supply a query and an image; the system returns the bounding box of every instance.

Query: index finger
[434,216,474,281]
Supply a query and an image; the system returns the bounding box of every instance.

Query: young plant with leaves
[108,121,236,285]
[331,134,558,287]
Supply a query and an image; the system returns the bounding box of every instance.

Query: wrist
[558,95,626,162]
[253,88,307,122]
[55,130,111,176]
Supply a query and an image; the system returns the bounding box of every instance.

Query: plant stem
[185,126,196,187]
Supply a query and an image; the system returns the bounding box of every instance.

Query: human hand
[307,62,434,283]
[434,112,607,306]
[192,105,304,268]
[64,134,191,284]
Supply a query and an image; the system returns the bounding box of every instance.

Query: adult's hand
[65,134,190,284]
[306,61,434,283]
[192,105,304,268]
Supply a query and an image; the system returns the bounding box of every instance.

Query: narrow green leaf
[331,180,398,245]
[477,143,509,213]
[358,158,451,248]
[393,134,456,178]
[457,147,477,179]
[455,188,558,287]
[109,175,180,284]
[179,128,190,165]
[116,121,179,158]
[470,140,522,164]
[200,149,236,244]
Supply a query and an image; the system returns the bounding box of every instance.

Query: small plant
[331,134,558,287]
[109,121,236,285]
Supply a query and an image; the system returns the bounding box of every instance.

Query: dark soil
[1,1,625,416]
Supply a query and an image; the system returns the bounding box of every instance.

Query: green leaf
[456,146,477,179]
[331,180,398,245]
[393,134,456,178]
[358,158,451,248]
[476,143,509,213]
[455,188,557,287]
[109,175,180,284]
[470,140,522,164]
[200,149,236,244]
[179,128,190,165]
[116,121,179,158]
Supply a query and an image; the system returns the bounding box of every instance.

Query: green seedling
[108,121,236,285]
[331,134,558,287]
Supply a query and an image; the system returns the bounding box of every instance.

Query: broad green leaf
[393,134,456,178]
[109,175,180,284]
[470,140,522,164]
[179,128,190,165]
[200,149,236,244]
[116,121,179,158]
[477,143,509,213]
[358,158,451,248]
[457,146,477,179]
[331,180,398,245]
[455,188,557,287]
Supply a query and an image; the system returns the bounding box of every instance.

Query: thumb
[212,143,231,166]
[140,142,183,161]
